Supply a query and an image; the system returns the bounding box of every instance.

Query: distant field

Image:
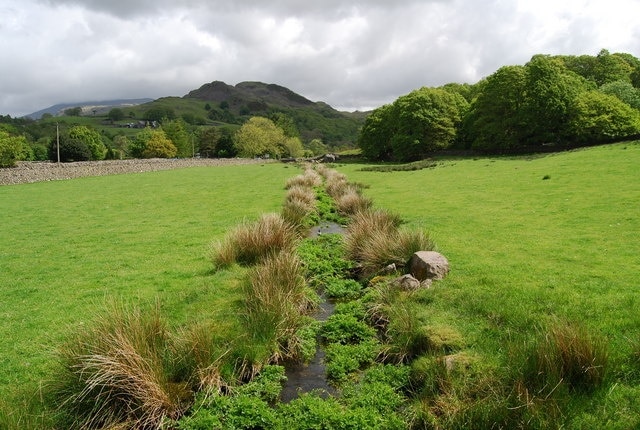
[0,162,294,402]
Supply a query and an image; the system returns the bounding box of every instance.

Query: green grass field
[338,142,640,424]
[1,142,639,426]
[0,162,294,403]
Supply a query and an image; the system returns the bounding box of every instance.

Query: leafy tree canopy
[67,125,106,160]
[0,130,30,167]
[233,117,289,158]
[358,87,468,161]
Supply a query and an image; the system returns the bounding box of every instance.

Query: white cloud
[1,0,639,116]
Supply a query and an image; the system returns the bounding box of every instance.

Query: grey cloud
[3,0,640,117]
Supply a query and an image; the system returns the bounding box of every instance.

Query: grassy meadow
[1,141,639,427]
[338,142,640,423]
[0,162,294,403]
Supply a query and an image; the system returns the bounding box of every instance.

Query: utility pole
[56,122,60,164]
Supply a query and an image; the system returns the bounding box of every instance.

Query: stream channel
[280,222,345,402]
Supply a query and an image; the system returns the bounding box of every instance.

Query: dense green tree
[600,80,640,110]
[142,130,177,158]
[198,127,220,158]
[129,128,177,158]
[269,112,300,138]
[461,65,526,151]
[216,126,237,158]
[520,55,592,145]
[64,107,82,116]
[282,136,304,158]
[107,108,125,122]
[233,117,287,158]
[307,138,329,155]
[67,125,106,160]
[162,119,191,157]
[0,130,30,167]
[49,136,91,162]
[144,107,175,123]
[568,90,640,143]
[389,87,468,160]
[358,104,395,160]
[359,88,467,161]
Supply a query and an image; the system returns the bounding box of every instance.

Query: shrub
[282,187,317,229]
[0,130,29,167]
[519,318,608,395]
[50,302,189,429]
[209,213,299,268]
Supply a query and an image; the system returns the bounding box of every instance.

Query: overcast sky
[2,0,640,117]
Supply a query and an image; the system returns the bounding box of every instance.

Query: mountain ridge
[25,98,154,120]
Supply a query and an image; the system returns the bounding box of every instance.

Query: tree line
[3,49,640,166]
[359,49,640,161]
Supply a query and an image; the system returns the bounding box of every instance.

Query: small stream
[280,296,336,402]
[280,222,345,402]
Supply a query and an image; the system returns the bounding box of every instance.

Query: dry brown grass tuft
[52,302,189,429]
[209,213,300,268]
[335,187,373,216]
[242,251,316,363]
[285,168,322,189]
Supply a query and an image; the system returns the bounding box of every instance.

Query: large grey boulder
[409,251,450,281]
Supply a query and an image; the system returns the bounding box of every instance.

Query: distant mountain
[183,81,367,146]
[185,81,317,110]
[25,98,154,120]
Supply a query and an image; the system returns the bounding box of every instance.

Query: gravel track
[0,158,275,186]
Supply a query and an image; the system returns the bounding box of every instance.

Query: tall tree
[461,65,526,151]
[67,125,106,160]
[568,90,640,143]
[520,55,591,145]
[162,119,191,157]
[233,117,287,158]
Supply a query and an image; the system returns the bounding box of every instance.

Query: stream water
[279,222,345,402]
[280,296,336,402]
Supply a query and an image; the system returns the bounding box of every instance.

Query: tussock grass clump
[345,209,434,278]
[282,185,318,228]
[285,168,322,189]
[335,187,373,216]
[51,302,189,430]
[519,318,608,395]
[241,251,317,365]
[209,213,299,268]
[174,322,233,394]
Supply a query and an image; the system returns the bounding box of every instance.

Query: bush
[209,213,300,268]
[49,137,91,162]
[335,187,373,216]
[0,131,29,167]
